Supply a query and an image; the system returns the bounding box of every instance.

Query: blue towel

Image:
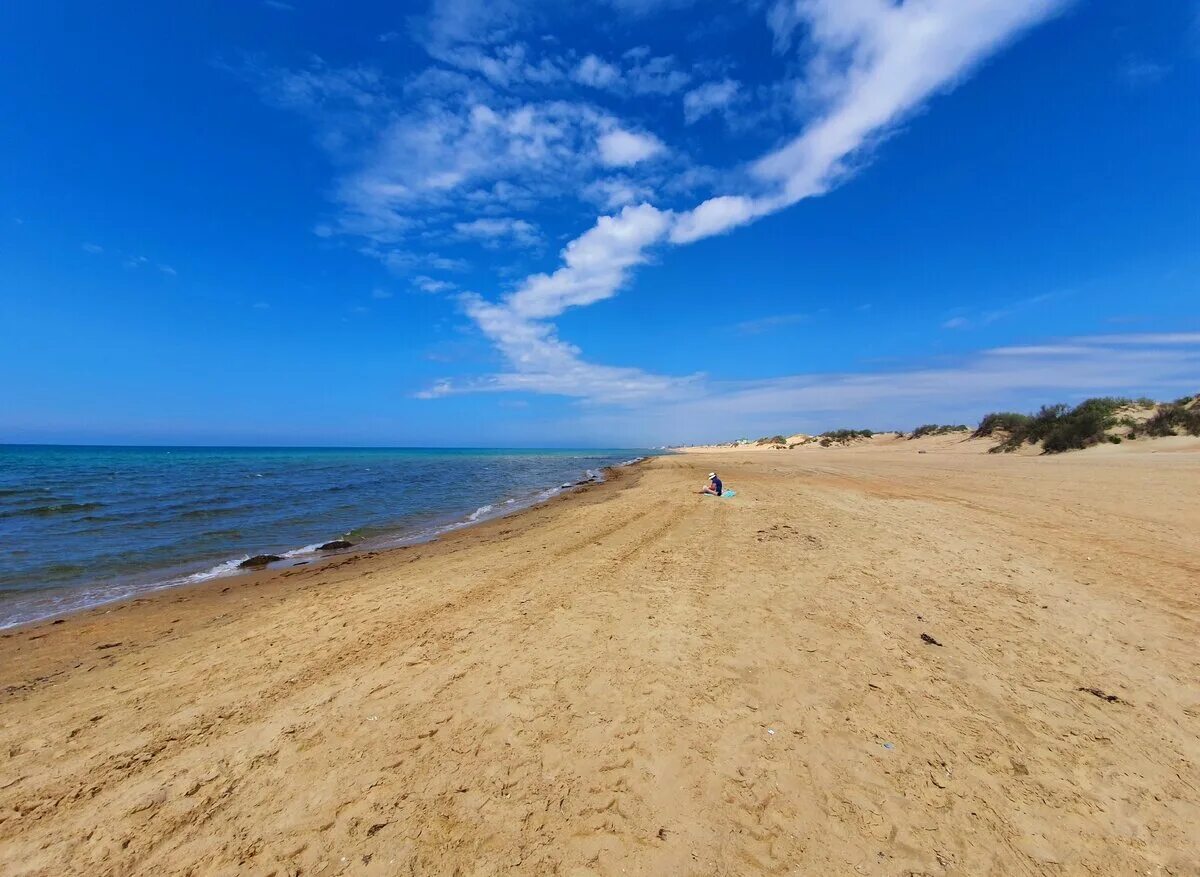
[705,489,736,498]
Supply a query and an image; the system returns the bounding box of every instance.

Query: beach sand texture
[2,440,1199,875]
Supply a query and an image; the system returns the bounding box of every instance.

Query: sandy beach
[2,439,1199,876]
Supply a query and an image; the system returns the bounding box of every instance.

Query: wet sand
[2,440,1198,875]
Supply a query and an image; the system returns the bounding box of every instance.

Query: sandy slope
[2,444,1198,876]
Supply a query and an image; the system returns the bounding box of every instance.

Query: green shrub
[974,412,1032,437]
[910,424,969,439]
[821,428,874,442]
[1144,405,1200,437]
[756,435,788,445]
[991,397,1129,454]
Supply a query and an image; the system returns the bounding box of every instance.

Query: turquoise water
[0,446,655,628]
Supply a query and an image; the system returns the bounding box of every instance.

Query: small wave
[179,556,249,584]
[1,502,105,519]
[281,543,325,559]
[466,504,493,522]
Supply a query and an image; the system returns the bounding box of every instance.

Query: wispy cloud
[571,50,691,96]
[562,333,1200,443]
[428,0,1070,403]
[453,216,541,248]
[1079,333,1200,346]
[1119,57,1169,88]
[597,128,665,167]
[412,276,456,294]
[735,312,810,335]
[683,79,740,124]
[940,292,1060,330]
[243,0,1073,407]
[82,241,178,276]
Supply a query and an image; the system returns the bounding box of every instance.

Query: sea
[0,445,657,629]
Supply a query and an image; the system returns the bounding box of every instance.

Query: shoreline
[2,447,1197,874]
[0,455,653,633]
[0,459,647,643]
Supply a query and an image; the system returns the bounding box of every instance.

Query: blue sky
[1,0,1197,446]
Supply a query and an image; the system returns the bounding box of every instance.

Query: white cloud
[1119,57,1169,88]
[569,50,690,97]
[82,242,103,254]
[243,0,1075,408]
[573,54,621,89]
[597,128,665,167]
[433,0,1071,404]
[425,204,687,402]
[735,313,810,335]
[752,0,1069,206]
[1080,333,1200,346]
[371,288,394,299]
[562,333,1200,442]
[158,264,177,276]
[582,176,656,209]
[683,79,740,124]
[412,276,456,294]
[670,195,760,244]
[700,334,1200,423]
[940,292,1060,330]
[625,53,690,95]
[505,202,672,321]
[453,216,540,248]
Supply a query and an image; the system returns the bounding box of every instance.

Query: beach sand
[2,440,1198,875]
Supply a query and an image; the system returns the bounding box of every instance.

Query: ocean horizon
[0,444,658,629]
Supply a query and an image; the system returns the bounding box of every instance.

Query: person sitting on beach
[699,472,723,496]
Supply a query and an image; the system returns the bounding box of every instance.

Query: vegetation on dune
[909,424,968,439]
[973,412,1032,437]
[985,397,1148,454]
[739,394,1197,455]
[821,429,874,441]
[1140,403,1200,438]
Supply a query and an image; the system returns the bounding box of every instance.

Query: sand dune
[2,446,1198,875]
